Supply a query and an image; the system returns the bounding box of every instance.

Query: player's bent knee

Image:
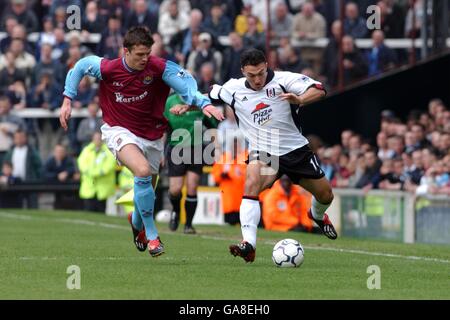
[318,189,334,204]
[133,166,152,178]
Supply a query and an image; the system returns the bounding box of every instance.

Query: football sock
[134,176,158,240]
[169,192,182,217]
[184,194,198,227]
[311,197,331,220]
[240,196,260,248]
[131,210,143,231]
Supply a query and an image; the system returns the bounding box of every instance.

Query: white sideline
[1,211,449,265]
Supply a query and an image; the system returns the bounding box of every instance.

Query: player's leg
[230,160,277,262]
[297,177,338,239]
[117,144,163,256]
[184,170,201,234]
[168,176,184,231]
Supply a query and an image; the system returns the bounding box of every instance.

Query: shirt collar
[245,68,275,91]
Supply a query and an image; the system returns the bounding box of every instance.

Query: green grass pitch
[0,209,449,299]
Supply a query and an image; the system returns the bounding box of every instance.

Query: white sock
[311,197,331,220]
[239,198,260,248]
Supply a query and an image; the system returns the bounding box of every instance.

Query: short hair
[123,26,154,52]
[240,49,266,68]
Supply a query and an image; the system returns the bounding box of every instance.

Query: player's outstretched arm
[280,87,326,106]
[60,55,103,131]
[162,60,224,121]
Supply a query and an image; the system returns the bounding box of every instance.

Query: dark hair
[240,48,266,68]
[123,26,154,52]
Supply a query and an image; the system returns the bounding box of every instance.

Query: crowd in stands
[0,1,449,232]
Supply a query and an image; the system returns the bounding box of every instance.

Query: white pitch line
[1,211,449,265]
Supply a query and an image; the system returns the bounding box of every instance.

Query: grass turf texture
[0,209,449,299]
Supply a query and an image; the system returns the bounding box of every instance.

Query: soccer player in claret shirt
[174,48,337,263]
[59,26,223,257]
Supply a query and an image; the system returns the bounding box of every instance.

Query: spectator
[278,45,308,73]
[1,22,34,55]
[201,3,232,41]
[234,4,264,36]
[124,0,159,34]
[51,27,68,61]
[151,32,176,62]
[0,95,26,162]
[82,1,105,35]
[0,15,18,53]
[376,0,405,38]
[366,30,397,76]
[28,71,61,110]
[404,130,421,154]
[98,0,127,23]
[222,32,245,81]
[44,144,78,183]
[262,175,314,233]
[386,135,405,158]
[247,0,283,28]
[378,157,406,190]
[35,17,56,59]
[242,15,266,52]
[321,19,341,86]
[341,35,368,86]
[403,149,424,188]
[76,102,104,150]
[355,149,382,190]
[344,2,368,38]
[376,131,395,160]
[212,137,247,225]
[32,43,65,88]
[158,0,190,45]
[3,129,42,180]
[411,123,431,149]
[405,0,426,38]
[0,51,26,93]
[96,15,124,59]
[78,132,116,213]
[196,62,217,93]
[169,9,203,66]
[291,1,326,40]
[49,0,83,17]
[0,161,22,208]
[5,80,26,110]
[0,0,39,33]
[52,6,68,31]
[2,130,42,208]
[186,32,222,81]
[270,2,293,41]
[159,0,191,16]
[0,39,36,82]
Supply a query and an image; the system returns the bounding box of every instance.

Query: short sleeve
[282,72,325,96]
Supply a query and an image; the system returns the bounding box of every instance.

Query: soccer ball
[272,239,304,268]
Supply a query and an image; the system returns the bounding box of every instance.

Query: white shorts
[101,123,164,174]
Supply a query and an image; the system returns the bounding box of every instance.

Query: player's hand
[202,105,224,121]
[59,97,72,131]
[280,93,302,105]
[170,104,190,115]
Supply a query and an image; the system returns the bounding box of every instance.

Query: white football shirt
[210,70,324,156]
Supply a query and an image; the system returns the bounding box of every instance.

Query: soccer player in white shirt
[172,49,337,263]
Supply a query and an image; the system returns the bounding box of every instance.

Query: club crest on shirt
[266,88,276,98]
[143,75,153,85]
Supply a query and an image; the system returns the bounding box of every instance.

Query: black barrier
[299,52,450,145]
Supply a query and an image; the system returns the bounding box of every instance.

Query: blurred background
[0,0,449,245]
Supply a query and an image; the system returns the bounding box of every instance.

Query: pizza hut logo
[251,103,272,126]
